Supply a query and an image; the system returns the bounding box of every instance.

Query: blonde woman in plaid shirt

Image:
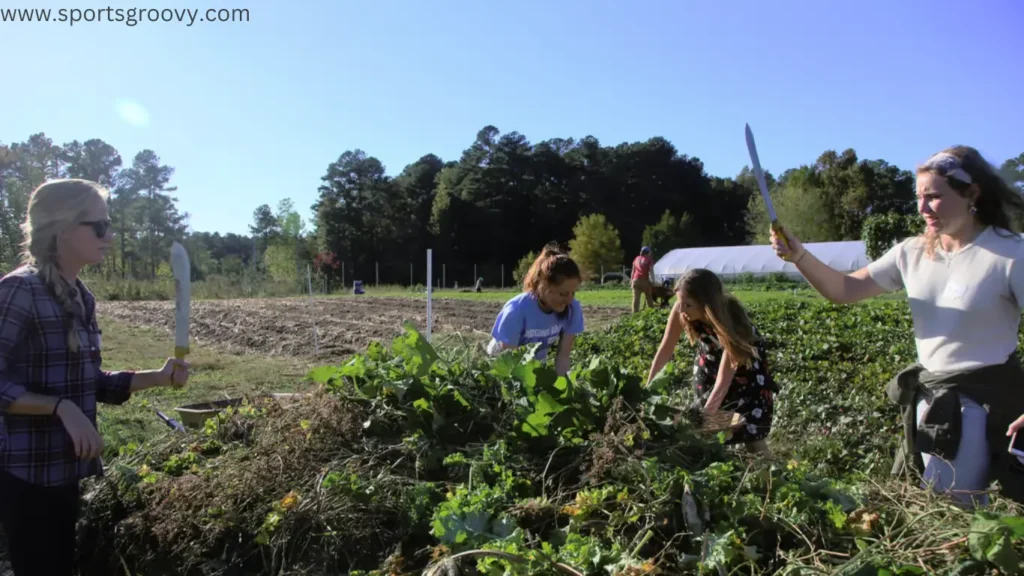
[0,179,190,576]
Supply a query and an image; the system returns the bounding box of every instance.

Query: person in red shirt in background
[631,246,655,312]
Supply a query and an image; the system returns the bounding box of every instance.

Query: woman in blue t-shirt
[488,244,584,375]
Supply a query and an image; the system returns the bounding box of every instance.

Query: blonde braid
[35,240,81,352]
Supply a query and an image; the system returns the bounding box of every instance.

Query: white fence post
[426,249,433,341]
[375,262,379,287]
[307,265,319,355]
[410,262,413,286]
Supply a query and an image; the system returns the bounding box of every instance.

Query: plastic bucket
[353,280,364,294]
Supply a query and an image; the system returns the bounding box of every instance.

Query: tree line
[0,133,294,284]
[1,134,189,279]
[3,128,1022,288]
[312,125,1024,284]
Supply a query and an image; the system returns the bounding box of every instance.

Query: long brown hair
[19,178,109,352]
[675,269,760,368]
[916,146,1024,258]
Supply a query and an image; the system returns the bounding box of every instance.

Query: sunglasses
[80,219,112,238]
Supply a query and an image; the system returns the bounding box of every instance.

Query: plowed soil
[96,296,627,361]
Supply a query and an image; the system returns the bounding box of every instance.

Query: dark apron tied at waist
[885,353,1024,504]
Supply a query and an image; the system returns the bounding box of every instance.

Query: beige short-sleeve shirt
[866,226,1024,373]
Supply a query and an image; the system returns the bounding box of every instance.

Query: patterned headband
[922,152,973,184]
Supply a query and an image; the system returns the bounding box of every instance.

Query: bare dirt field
[96,296,628,361]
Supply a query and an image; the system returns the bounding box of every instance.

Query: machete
[745,123,792,254]
[170,241,191,370]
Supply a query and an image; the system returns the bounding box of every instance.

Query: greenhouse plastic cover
[652,241,870,282]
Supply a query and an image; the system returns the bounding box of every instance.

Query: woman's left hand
[159,357,191,389]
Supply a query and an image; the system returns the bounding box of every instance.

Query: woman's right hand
[1008,414,1024,437]
[769,225,806,263]
[56,400,104,460]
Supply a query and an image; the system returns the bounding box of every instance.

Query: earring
[969,204,977,214]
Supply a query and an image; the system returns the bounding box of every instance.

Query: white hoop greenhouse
[652,241,870,283]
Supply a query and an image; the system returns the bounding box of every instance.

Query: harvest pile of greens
[78,302,1024,575]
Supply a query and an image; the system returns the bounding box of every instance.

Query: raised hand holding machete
[745,124,804,262]
[145,242,192,433]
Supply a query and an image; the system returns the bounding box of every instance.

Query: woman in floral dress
[646,268,779,454]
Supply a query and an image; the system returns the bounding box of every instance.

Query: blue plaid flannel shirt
[0,266,135,487]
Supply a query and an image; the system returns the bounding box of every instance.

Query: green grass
[329,285,905,307]
[95,319,319,461]
[329,285,815,305]
[82,273,909,307]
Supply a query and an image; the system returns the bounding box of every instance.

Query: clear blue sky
[2,0,1021,236]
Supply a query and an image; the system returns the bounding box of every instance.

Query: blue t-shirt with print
[489,292,585,360]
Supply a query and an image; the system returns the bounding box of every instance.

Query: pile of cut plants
[77,301,1024,575]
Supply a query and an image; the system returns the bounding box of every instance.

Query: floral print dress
[691,320,778,444]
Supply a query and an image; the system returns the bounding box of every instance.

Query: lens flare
[116,99,150,127]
